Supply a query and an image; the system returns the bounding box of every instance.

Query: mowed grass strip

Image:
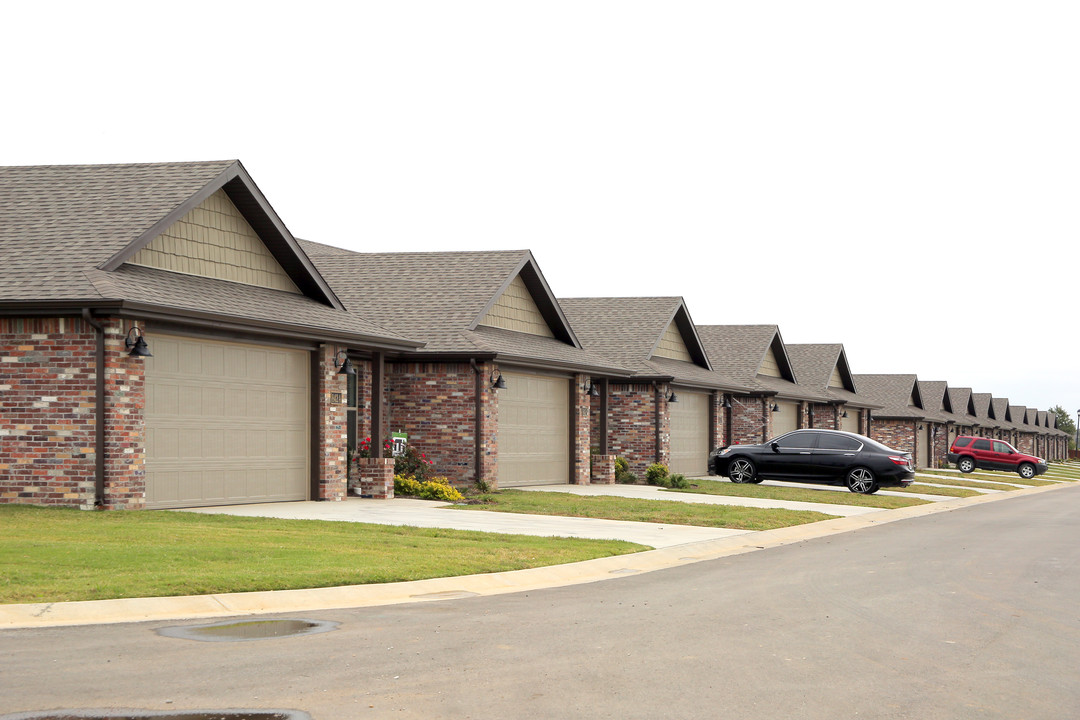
[889,484,981,497]
[912,475,1022,491]
[665,478,928,509]
[0,505,643,605]
[450,489,836,530]
[921,469,1057,487]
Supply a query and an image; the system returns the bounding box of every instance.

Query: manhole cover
[0,711,310,720]
[156,618,338,642]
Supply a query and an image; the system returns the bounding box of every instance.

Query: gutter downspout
[470,359,484,486]
[81,309,106,508]
[652,382,662,463]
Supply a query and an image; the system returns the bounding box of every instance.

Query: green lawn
[0,505,643,604]
[664,478,929,509]
[889,484,980,498]
[450,489,837,530]
[913,475,1022,491]
[921,469,1057,487]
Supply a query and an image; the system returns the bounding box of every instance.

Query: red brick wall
[386,361,498,488]
[316,344,348,501]
[592,383,660,476]
[1,317,98,507]
[810,403,839,430]
[869,419,916,455]
[729,395,768,446]
[571,373,590,484]
[930,423,948,468]
[1,316,148,509]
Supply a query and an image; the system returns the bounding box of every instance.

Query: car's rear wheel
[1018,463,1036,480]
[957,457,975,473]
[846,467,879,494]
[728,458,757,484]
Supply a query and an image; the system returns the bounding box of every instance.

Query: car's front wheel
[957,457,975,473]
[728,458,757,484]
[1018,463,1036,480]
[846,467,879,494]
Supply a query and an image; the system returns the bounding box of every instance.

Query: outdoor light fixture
[723,397,732,409]
[124,326,152,358]
[586,381,600,397]
[333,350,356,376]
[771,403,780,412]
[491,371,506,390]
[918,425,925,430]
[842,410,849,418]
[668,391,678,403]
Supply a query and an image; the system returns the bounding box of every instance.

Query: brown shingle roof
[0,161,416,347]
[785,343,880,409]
[696,325,828,402]
[558,297,746,390]
[300,241,625,372]
[851,374,928,419]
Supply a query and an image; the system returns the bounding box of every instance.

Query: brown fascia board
[97,161,345,311]
[0,299,423,352]
[662,301,712,370]
[767,329,797,383]
[468,253,581,349]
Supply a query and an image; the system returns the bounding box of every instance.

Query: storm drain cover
[0,711,310,720]
[156,618,338,642]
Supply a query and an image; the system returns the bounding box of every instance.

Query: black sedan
[709,429,915,494]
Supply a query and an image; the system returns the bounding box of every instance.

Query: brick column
[316,344,348,501]
[655,383,671,467]
[102,319,148,509]
[357,457,394,499]
[591,454,616,484]
[572,373,591,484]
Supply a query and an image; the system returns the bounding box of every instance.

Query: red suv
[947,435,1048,479]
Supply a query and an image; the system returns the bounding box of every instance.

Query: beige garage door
[841,409,861,434]
[498,371,570,487]
[669,389,710,476]
[144,335,310,509]
[917,424,930,468]
[771,400,799,438]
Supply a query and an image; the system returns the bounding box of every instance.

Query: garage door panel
[772,401,799,437]
[499,372,569,487]
[841,410,860,434]
[145,335,310,509]
[669,390,709,476]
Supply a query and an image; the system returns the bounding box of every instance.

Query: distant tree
[1051,406,1076,449]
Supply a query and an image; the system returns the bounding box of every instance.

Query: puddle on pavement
[156,618,338,642]
[0,712,310,720]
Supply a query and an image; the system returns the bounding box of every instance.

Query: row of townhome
[0,161,1069,510]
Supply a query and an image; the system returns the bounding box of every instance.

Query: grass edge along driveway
[0,505,643,605]
[451,489,837,531]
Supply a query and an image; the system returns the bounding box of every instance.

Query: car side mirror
[770,442,779,452]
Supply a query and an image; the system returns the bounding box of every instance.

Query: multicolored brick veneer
[591,382,668,477]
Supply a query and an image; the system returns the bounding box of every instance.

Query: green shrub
[616,471,639,485]
[614,456,630,474]
[394,474,464,502]
[645,463,669,486]
[667,473,690,489]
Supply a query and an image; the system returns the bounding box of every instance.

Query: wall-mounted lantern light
[771,403,780,412]
[491,371,506,390]
[668,391,678,403]
[586,381,600,397]
[125,327,152,358]
[722,397,732,409]
[334,350,356,376]
[842,410,849,418]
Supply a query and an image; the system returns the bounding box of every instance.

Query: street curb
[1,482,1072,630]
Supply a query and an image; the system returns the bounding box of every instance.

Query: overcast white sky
[3,2,1077,416]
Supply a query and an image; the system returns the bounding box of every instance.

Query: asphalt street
[2,484,1078,720]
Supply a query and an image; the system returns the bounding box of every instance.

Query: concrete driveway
[179,481,887,548]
